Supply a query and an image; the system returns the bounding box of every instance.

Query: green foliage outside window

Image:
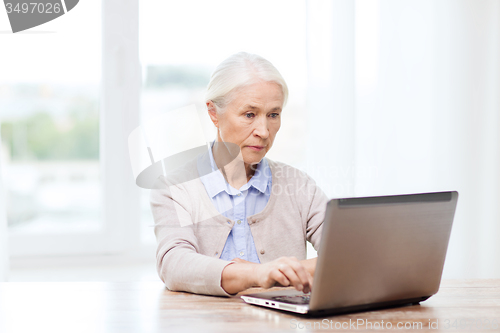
[1,97,99,161]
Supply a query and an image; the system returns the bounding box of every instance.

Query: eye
[245,112,255,119]
[269,113,280,118]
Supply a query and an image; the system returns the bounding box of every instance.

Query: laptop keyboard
[272,294,311,305]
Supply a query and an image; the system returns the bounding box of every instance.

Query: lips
[247,145,265,151]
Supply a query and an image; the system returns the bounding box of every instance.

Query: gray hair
[205,52,289,113]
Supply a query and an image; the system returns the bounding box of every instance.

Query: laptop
[241,191,459,316]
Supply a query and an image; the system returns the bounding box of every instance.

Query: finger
[283,259,311,292]
[303,271,313,294]
[271,268,290,287]
[277,264,303,291]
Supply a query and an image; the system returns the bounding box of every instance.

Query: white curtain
[0,158,9,281]
[306,0,500,278]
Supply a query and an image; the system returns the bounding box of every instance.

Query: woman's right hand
[252,256,313,293]
[221,256,316,295]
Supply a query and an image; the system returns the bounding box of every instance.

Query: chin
[242,154,264,165]
[243,159,262,166]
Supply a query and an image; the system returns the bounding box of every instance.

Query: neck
[212,140,255,188]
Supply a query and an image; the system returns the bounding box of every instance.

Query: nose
[253,115,269,139]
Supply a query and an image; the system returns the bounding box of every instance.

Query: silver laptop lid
[309,191,458,311]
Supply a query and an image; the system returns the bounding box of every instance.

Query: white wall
[0,160,9,281]
[305,0,356,198]
[306,0,500,278]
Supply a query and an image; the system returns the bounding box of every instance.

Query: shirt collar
[245,156,271,194]
[197,140,271,198]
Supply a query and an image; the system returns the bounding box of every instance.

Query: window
[1,1,103,256]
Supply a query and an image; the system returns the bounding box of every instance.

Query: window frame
[8,0,143,258]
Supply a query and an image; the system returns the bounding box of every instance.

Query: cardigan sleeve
[150,176,234,296]
[303,174,329,251]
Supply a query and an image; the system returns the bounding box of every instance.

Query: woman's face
[208,80,284,166]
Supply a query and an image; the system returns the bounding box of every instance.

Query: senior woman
[150,52,328,297]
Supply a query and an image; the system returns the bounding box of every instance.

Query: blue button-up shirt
[197,141,272,263]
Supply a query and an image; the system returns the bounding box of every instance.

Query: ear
[207,100,219,128]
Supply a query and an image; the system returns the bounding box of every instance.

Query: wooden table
[0,280,499,332]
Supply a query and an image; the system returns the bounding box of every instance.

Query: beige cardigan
[150,154,328,296]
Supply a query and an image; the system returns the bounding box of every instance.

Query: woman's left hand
[221,257,318,295]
